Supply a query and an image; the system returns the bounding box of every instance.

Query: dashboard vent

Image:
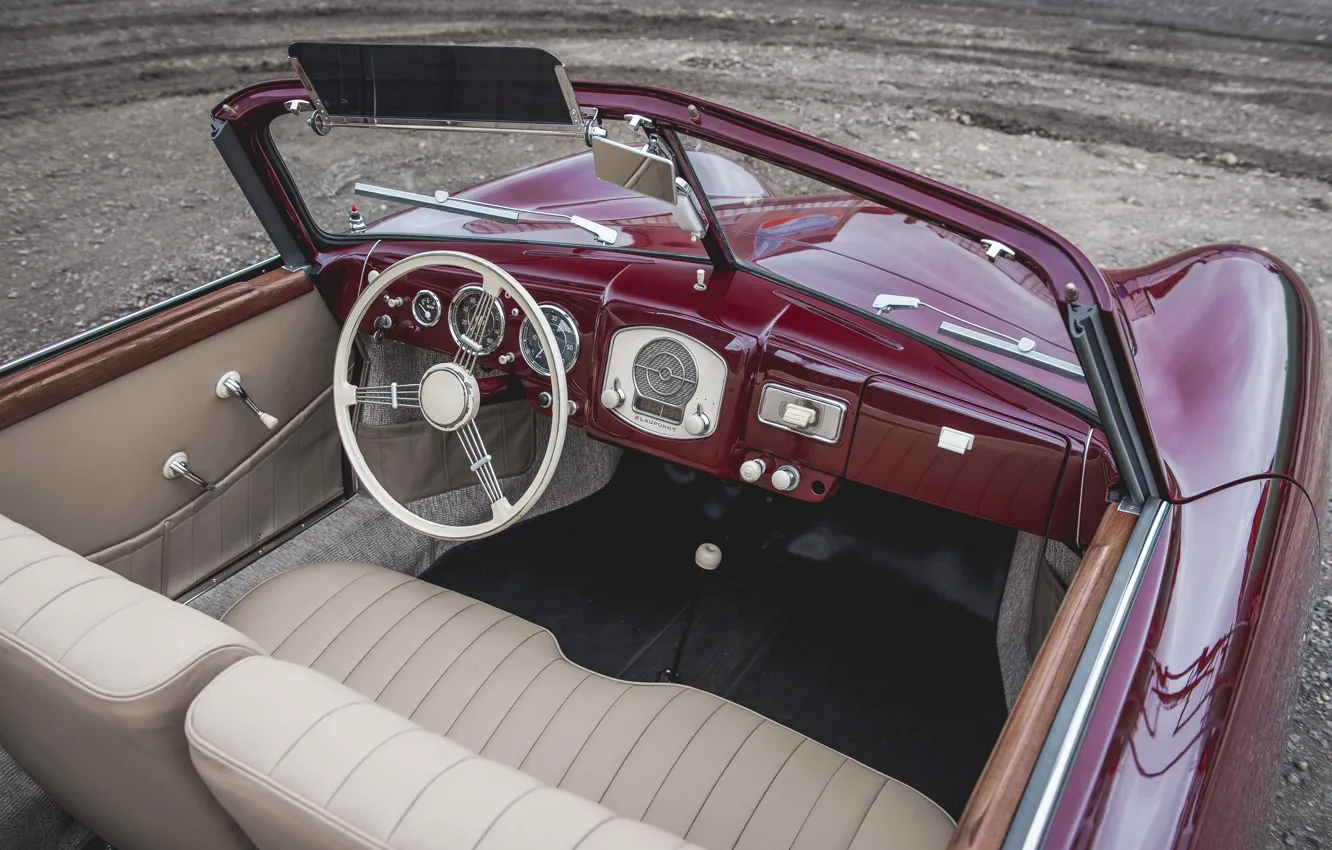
[632,337,698,407]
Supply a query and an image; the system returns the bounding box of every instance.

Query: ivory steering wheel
[333,250,568,540]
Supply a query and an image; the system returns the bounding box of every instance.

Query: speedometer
[519,305,580,377]
[447,285,506,356]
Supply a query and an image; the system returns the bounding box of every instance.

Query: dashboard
[333,245,1112,547]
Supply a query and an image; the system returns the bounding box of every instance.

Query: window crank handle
[216,371,279,430]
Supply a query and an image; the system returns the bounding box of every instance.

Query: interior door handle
[216,371,279,430]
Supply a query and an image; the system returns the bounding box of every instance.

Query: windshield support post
[212,118,310,271]
[1067,302,1158,511]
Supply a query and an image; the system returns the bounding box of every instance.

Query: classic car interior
[0,43,1135,850]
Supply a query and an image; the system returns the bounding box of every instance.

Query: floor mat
[422,451,1013,817]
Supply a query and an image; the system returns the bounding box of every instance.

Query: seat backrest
[0,513,261,850]
[187,656,703,850]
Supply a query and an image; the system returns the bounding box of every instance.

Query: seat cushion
[223,562,954,850]
[0,513,260,850]
[188,656,705,850]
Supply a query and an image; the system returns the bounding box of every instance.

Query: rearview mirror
[591,137,678,205]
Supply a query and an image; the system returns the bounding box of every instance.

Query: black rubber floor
[422,451,1013,817]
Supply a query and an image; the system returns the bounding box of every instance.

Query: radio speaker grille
[632,338,698,406]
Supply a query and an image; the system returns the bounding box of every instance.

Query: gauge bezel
[519,304,580,377]
[411,289,443,327]
[447,284,506,355]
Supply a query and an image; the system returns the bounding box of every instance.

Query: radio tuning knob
[771,465,800,492]
[684,406,711,437]
[739,458,766,483]
[600,379,625,410]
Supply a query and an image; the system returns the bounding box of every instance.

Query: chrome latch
[216,371,278,430]
[938,426,975,455]
[163,452,215,491]
[980,239,1016,262]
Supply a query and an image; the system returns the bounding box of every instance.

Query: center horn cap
[418,363,480,432]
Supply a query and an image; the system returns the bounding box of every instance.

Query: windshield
[674,132,1092,410]
[268,114,706,257]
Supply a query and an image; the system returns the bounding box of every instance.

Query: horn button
[418,363,480,431]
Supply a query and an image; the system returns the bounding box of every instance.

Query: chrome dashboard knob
[601,381,625,410]
[739,458,766,483]
[771,465,800,492]
[684,408,711,437]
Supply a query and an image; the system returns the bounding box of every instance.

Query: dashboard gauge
[411,289,442,327]
[447,285,506,355]
[519,305,580,377]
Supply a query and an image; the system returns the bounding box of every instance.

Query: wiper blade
[354,183,618,246]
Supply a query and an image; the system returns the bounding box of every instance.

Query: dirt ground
[2,0,1332,844]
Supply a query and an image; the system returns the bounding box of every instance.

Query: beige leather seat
[220,562,955,850]
[188,656,709,850]
[0,514,258,850]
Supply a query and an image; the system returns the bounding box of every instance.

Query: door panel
[0,271,340,594]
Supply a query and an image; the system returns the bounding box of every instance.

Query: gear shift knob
[695,543,722,571]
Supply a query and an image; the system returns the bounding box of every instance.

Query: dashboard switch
[780,402,818,429]
[771,465,800,492]
[739,458,766,482]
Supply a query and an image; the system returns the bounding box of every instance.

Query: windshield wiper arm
[354,183,618,246]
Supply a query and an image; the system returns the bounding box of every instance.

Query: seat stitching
[597,688,688,804]
[306,578,418,670]
[681,718,766,842]
[784,757,849,850]
[476,655,561,756]
[385,755,476,841]
[642,700,727,817]
[269,570,380,655]
[405,614,515,722]
[468,784,542,850]
[518,672,594,772]
[370,599,481,701]
[0,534,36,545]
[731,738,810,850]
[443,630,542,737]
[268,702,361,777]
[554,683,635,789]
[568,815,617,850]
[13,576,115,636]
[57,598,153,661]
[0,554,69,594]
[324,727,417,807]
[840,775,892,850]
[339,587,448,684]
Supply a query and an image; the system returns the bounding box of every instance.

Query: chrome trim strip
[1005,498,1169,850]
[939,321,1085,381]
[0,255,282,379]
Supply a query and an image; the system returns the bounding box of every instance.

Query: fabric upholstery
[223,562,955,850]
[0,513,259,850]
[187,656,704,850]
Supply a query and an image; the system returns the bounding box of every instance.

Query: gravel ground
[2,0,1331,844]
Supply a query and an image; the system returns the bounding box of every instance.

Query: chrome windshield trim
[1004,498,1169,850]
[0,255,281,379]
[939,321,1085,382]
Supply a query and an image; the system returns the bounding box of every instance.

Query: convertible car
[0,43,1325,850]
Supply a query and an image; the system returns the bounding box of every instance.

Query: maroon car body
[205,76,1327,850]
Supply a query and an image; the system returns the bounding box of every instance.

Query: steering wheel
[333,250,568,540]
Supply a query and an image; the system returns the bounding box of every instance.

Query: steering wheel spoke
[456,420,505,504]
[353,382,421,410]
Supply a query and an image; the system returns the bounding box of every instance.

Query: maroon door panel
[849,377,1071,534]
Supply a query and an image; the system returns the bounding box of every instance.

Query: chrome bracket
[980,239,1016,262]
